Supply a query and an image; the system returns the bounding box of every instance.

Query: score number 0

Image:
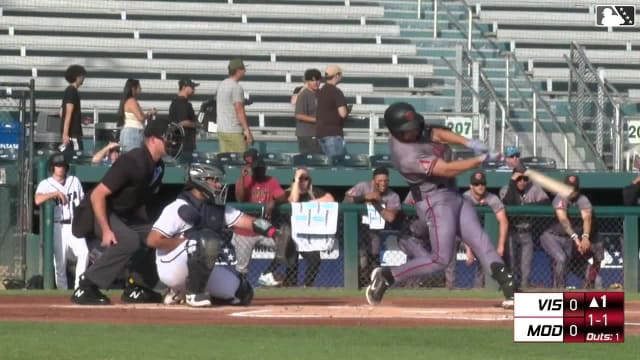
[445,117,473,138]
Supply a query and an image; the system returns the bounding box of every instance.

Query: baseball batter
[35,153,88,289]
[147,163,284,307]
[365,102,515,308]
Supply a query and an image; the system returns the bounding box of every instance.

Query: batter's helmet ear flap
[383,102,424,139]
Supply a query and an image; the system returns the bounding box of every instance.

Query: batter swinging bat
[524,169,574,198]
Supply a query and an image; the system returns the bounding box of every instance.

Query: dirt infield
[0,295,639,333]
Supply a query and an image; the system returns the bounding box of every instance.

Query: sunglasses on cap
[471,182,486,187]
[508,153,521,158]
[515,176,529,182]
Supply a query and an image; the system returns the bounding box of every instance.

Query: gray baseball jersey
[388,134,503,284]
[462,190,504,214]
[346,181,401,210]
[550,194,594,236]
[498,183,549,205]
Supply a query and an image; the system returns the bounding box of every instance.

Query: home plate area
[229,305,513,322]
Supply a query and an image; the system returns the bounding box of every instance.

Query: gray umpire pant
[509,231,533,288]
[84,212,158,289]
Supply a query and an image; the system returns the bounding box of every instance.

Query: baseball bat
[524,169,574,198]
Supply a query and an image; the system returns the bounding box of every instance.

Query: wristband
[570,233,579,241]
[582,233,590,239]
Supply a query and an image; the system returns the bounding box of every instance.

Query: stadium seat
[521,156,557,170]
[369,154,392,168]
[335,153,370,168]
[262,152,293,167]
[292,153,331,167]
[215,152,245,166]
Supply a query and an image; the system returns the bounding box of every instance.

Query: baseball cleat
[365,267,393,305]
[502,299,514,310]
[186,293,212,307]
[121,285,163,304]
[163,288,185,305]
[257,272,281,287]
[71,286,111,305]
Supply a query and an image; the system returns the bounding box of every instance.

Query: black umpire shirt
[100,146,164,219]
[168,96,197,153]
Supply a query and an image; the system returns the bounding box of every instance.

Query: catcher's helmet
[186,163,228,205]
[383,102,424,140]
[47,152,69,173]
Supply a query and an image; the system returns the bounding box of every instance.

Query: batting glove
[482,152,503,163]
[466,139,489,155]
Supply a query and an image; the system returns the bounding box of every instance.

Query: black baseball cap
[178,78,199,89]
[565,174,580,189]
[243,148,260,163]
[470,171,487,185]
[144,118,171,139]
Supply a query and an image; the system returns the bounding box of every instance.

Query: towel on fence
[361,203,386,230]
[290,202,339,252]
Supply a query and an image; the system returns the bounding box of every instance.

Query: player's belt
[409,184,447,201]
[54,219,71,224]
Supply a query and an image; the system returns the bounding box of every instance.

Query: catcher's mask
[186,163,229,205]
[144,119,184,158]
[383,102,425,141]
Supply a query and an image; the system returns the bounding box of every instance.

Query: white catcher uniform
[153,198,245,300]
[35,175,88,289]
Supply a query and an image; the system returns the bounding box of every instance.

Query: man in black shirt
[71,118,184,305]
[60,64,86,157]
[169,78,199,159]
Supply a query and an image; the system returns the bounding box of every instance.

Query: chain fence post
[623,215,639,292]
[342,205,359,290]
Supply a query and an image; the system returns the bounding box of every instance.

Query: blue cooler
[0,121,22,153]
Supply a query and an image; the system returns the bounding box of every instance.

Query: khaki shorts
[218,132,248,153]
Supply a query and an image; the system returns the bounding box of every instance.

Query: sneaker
[365,267,392,305]
[121,286,163,304]
[502,298,514,310]
[258,272,281,287]
[186,293,212,307]
[71,286,111,305]
[163,288,185,305]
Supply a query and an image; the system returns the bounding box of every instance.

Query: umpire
[71,118,183,305]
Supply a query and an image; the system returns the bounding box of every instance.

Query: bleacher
[1,0,638,171]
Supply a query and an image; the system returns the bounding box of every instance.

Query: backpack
[198,98,217,132]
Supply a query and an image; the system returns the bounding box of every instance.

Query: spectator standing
[35,153,88,289]
[71,119,182,305]
[60,64,87,157]
[233,151,287,286]
[497,146,521,171]
[118,79,157,153]
[344,167,401,285]
[540,175,604,289]
[216,58,253,153]
[169,78,199,158]
[294,69,323,154]
[499,166,550,288]
[622,175,640,205]
[445,171,509,289]
[283,167,334,287]
[316,65,350,159]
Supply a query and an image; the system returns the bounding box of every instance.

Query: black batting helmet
[383,102,424,139]
[47,152,69,173]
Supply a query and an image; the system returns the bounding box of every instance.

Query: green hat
[228,58,246,72]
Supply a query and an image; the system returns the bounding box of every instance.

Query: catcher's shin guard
[490,262,515,299]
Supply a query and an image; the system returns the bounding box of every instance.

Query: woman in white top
[117,79,156,152]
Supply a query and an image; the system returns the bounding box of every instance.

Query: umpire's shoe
[71,285,111,305]
[121,285,163,304]
[365,267,394,305]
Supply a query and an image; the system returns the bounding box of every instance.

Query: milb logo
[595,5,635,26]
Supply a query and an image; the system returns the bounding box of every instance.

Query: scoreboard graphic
[514,292,624,343]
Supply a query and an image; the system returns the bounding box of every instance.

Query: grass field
[0,289,635,360]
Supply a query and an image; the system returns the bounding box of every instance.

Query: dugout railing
[36,201,640,292]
